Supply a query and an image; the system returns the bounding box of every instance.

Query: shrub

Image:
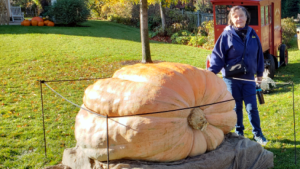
[47,0,90,26]
[281,17,297,46]
[201,20,214,49]
[171,23,184,32]
[188,36,207,47]
[148,15,161,30]
[165,9,198,32]
[194,0,213,13]
[149,31,158,38]
[153,26,166,36]
[171,30,193,44]
[152,23,187,38]
[101,3,111,18]
[197,25,208,36]
[103,2,136,26]
[171,30,192,38]
[89,0,105,19]
[173,36,191,44]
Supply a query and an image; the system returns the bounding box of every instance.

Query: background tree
[113,0,189,63]
[282,0,300,18]
[140,0,151,63]
[159,1,166,35]
[195,0,212,13]
[47,0,90,26]
[88,0,105,18]
[31,0,42,15]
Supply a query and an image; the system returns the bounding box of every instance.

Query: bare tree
[140,0,152,63]
[159,1,166,33]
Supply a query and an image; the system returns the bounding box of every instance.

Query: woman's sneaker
[254,135,268,146]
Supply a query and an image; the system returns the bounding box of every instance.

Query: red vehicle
[206,0,288,78]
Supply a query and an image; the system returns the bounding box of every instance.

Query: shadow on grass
[265,138,300,168]
[270,139,300,144]
[0,20,168,44]
[273,61,300,85]
[267,147,300,169]
[267,84,293,95]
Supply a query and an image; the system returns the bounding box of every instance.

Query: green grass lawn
[0,20,299,168]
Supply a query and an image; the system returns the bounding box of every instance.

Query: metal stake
[39,80,47,158]
[293,83,296,165]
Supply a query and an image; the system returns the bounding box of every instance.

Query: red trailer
[206,0,288,78]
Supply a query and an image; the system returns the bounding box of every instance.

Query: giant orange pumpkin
[75,62,237,162]
[31,16,43,23]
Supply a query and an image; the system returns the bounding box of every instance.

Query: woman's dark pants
[223,77,262,137]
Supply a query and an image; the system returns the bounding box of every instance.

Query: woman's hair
[227,6,251,26]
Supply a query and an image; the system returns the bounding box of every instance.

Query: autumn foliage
[281,17,297,46]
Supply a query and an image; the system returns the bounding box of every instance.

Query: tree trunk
[140,0,152,63]
[159,1,166,34]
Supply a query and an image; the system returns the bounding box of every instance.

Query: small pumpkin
[75,62,237,162]
[31,20,38,26]
[31,16,44,23]
[38,21,44,26]
[47,21,55,27]
[23,20,31,26]
[44,20,49,25]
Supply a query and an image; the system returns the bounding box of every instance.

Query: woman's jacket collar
[224,25,252,42]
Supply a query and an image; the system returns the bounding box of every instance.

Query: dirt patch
[150,35,172,43]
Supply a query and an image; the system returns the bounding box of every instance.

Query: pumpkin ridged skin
[76,62,236,162]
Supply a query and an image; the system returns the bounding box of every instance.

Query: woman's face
[231,8,247,28]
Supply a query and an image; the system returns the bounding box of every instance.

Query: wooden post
[7,0,10,17]
[0,0,10,25]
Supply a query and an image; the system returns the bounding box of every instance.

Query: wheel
[263,54,276,78]
[280,44,288,66]
[206,54,211,70]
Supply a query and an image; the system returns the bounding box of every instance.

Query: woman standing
[208,6,268,145]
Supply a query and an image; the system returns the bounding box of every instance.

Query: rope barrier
[228,77,293,84]
[40,77,107,83]
[43,82,106,118]
[42,78,291,118]
[40,76,292,85]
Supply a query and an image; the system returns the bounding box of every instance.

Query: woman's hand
[257,77,262,84]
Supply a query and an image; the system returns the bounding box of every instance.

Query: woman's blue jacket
[208,25,264,80]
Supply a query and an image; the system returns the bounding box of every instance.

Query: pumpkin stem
[188,108,208,131]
